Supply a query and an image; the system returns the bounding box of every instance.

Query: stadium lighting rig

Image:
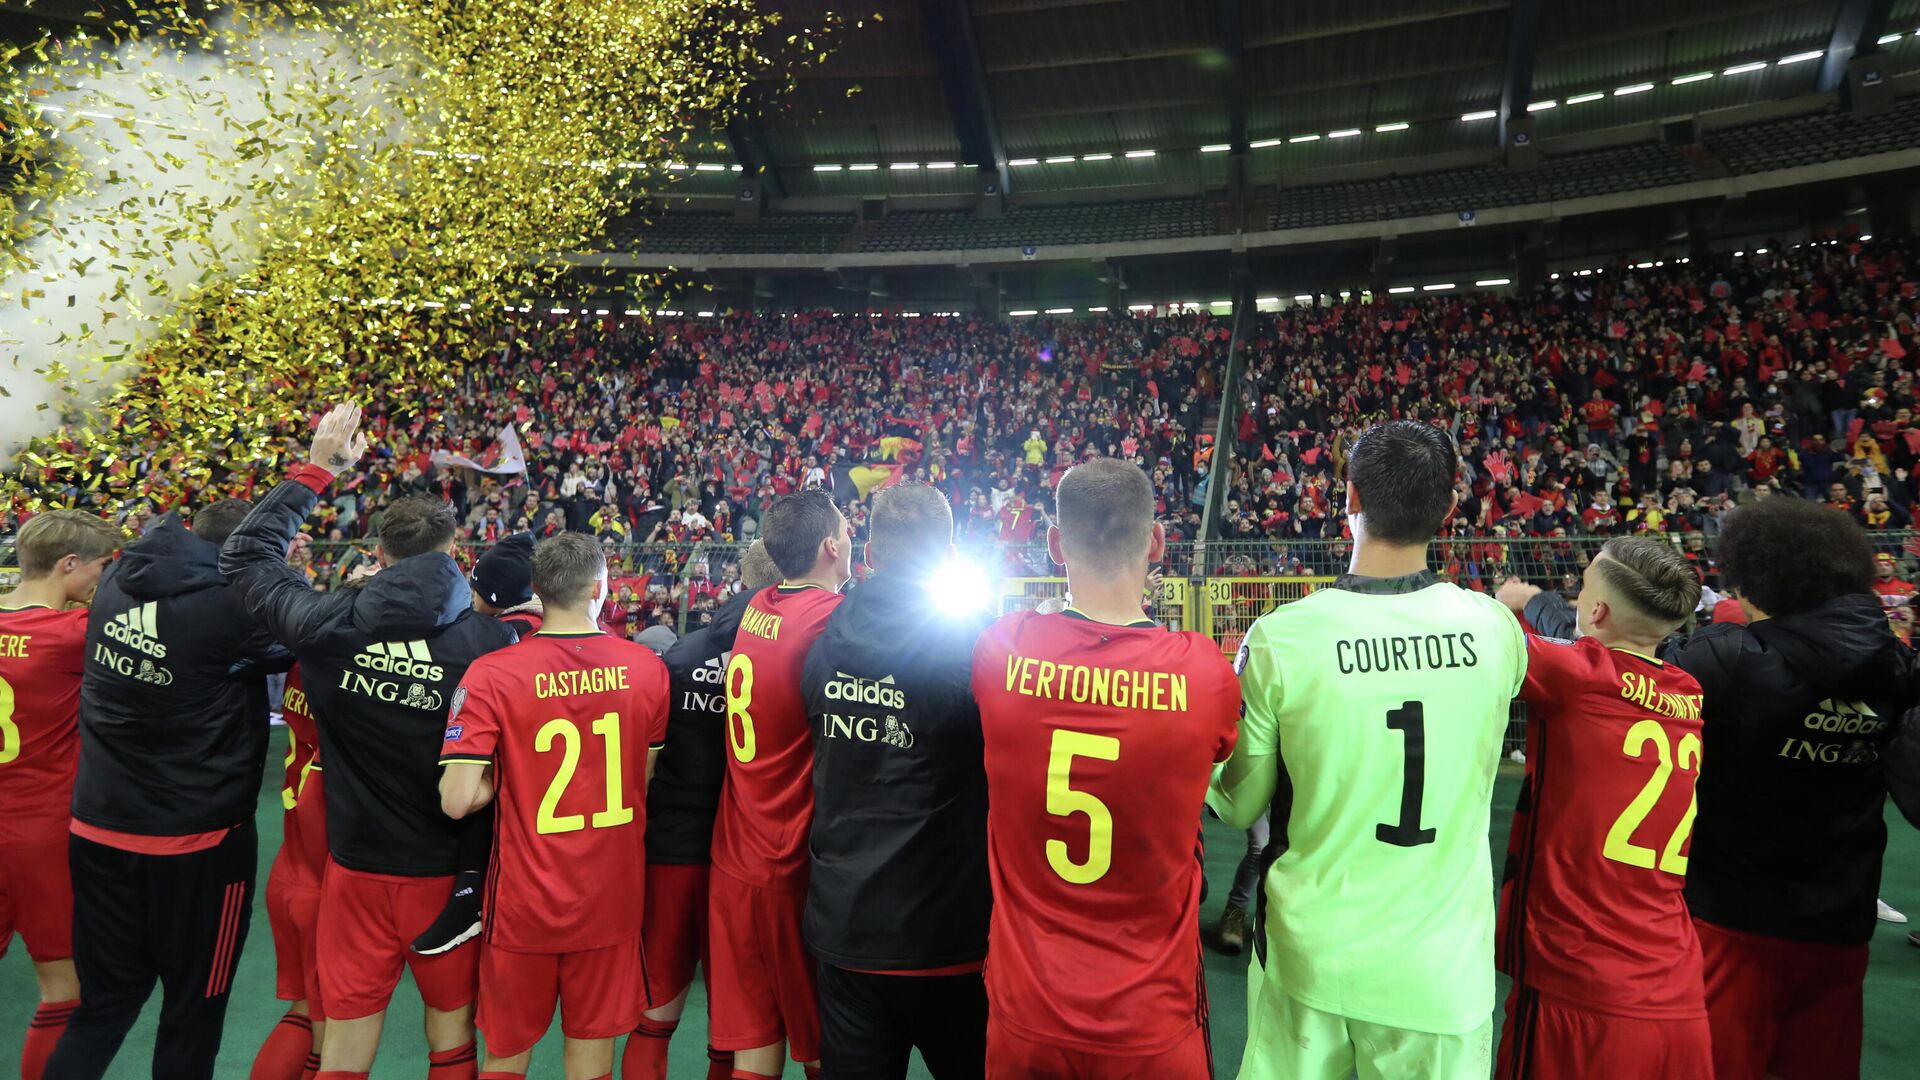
[927,559,992,616]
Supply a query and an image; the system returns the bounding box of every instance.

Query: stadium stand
[1704,94,1920,175]
[857,197,1214,252]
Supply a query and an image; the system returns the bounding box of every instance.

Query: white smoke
[0,22,346,465]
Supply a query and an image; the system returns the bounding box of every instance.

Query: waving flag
[432,424,526,475]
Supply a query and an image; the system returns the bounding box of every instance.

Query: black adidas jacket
[1663,594,1913,944]
[222,467,516,876]
[646,587,753,865]
[800,572,992,970]
[75,515,286,835]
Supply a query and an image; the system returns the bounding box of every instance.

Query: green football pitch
[4,738,1917,1078]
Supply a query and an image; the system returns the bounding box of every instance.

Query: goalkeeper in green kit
[1208,421,1527,1079]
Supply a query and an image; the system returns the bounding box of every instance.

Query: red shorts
[1695,917,1869,1080]
[642,862,710,1006]
[1496,985,1711,1080]
[316,861,478,1021]
[986,1017,1209,1079]
[477,938,648,1057]
[0,838,72,962]
[705,866,818,1061]
[266,850,325,1016]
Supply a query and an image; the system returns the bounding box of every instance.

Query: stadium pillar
[974,279,1002,320]
[1869,187,1912,240]
[1198,278,1254,556]
[1106,277,1124,314]
[1517,246,1548,292]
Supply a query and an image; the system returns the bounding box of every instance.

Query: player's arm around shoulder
[1467,588,1530,698]
[1208,613,1281,831]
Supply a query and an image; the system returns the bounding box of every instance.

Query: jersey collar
[0,603,53,612]
[1611,647,1664,666]
[1329,569,1440,595]
[1061,606,1158,629]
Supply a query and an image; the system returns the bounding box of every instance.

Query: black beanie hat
[472,532,535,608]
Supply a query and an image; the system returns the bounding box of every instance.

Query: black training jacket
[75,515,285,835]
[222,470,516,876]
[646,587,754,865]
[1664,593,1913,944]
[801,572,992,970]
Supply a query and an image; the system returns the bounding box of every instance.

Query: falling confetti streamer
[1,0,837,509]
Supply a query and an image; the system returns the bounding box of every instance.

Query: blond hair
[16,511,122,578]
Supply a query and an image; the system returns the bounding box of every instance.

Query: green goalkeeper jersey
[1234,570,1526,1034]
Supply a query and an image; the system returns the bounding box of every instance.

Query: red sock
[730,1070,778,1080]
[250,1010,314,1080]
[476,1073,523,1080]
[21,999,78,1080]
[314,1073,369,1080]
[300,1050,322,1080]
[705,1048,735,1080]
[428,1042,479,1080]
[620,1016,676,1080]
[803,1066,821,1080]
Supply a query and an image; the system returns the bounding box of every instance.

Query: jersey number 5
[0,675,17,765]
[1603,718,1700,874]
[535,712,635,835]
[1045,729,1120,884]
[1377,702,1437,847]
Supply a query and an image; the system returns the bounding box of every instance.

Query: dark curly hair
[1716,498,1873,617]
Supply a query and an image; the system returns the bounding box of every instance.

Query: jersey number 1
[1377,702,1437,847]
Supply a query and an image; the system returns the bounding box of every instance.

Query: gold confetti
[2,0,839,509]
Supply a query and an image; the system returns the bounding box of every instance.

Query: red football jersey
[970,609,1240,1055]
[0,605,89,846]
[1498,635,1707,1018]
[709,584,844,888]
[441,631,670,952]
[276,666,329,887]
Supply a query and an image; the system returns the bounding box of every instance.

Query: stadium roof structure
[657,0,1919,200]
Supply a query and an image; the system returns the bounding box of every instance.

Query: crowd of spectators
[1223,233,1920,586]
[10,231,1920,634]
[4,309,1221,632]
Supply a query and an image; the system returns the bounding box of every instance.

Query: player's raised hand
[1495,576,1541,614]
[310,402,369,477]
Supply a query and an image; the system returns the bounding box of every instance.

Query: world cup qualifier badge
[447,686,467,725]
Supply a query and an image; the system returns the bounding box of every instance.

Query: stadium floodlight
[1289,134,1320,143]
[695,163,726,172]
[1249,138,1283,148]
[1634,261,1654,268]
[1127,303,1155,311]
[732,164,744,172]
[1255,296,1279,305]
[1754,247,1769,254]
[813,164,843,172]
[1880,33,1904,45]
[1088,306,1109,312]
[1388,286,1415,294]
[1734,250,1745,256]
[1422,283,1454,291]
[1614,83,1654,96]
[1045,155,1075,164]
[890,162,920,170]
[901,312,921,317]
[1460,110,1497,121]
[625,308,642,315]
[849,163,879,171]
[1565,92,1605,104]
[1009,158,1040,166]
[550,306,570,314]
[1374,122,1410,132]
[595,308,611,315]
[1526,100,1556,111]
[619,161,647,169]
[1723,61,1767,75]
[1201,143,1232,152]
[1125,149,1157,158]
[926,559,991,617]
[1210,299,1232,307]
[666,162,690,171]
[1009,309,1038,316]
[1045,307,1074,314]
[1777,51,1823,65]
[1293,294,1313,302]
[1549,273,1560,280]
[697,310,715,317]
[1475,278,1511,287]
[926,161,957,169]
[1862,233,1875,241]
[1672,72,1714,85]
[1328,129,1361,139]
[1082,153,1113,161]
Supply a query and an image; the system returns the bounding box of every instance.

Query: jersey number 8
[726,653,755,763]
